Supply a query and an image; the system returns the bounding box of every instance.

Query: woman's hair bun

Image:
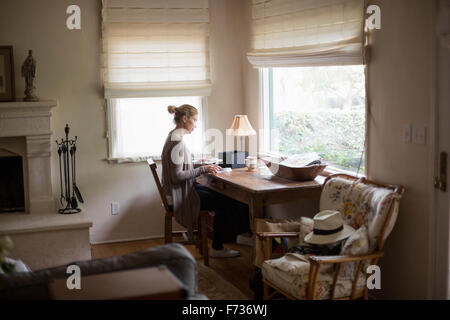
[167,105,177,114]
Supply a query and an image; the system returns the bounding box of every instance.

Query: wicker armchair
[258,174,404,300]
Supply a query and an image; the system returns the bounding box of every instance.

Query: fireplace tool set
[55,124,84,214]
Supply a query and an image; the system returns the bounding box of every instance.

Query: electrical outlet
[111,202,120,215]
[403,124,411,144]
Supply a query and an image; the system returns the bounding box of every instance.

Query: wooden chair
[147,159,209,266]
[257,173,404,300]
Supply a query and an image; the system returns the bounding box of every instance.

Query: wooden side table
[48,265,187,300]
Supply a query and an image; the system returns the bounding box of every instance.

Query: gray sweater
[161,129,206,242]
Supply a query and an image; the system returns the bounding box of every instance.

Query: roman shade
[102,0,211,98]
[247,0,365,67]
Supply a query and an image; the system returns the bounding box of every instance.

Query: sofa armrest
[0,243,199,300]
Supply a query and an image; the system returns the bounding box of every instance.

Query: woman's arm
[165,140,206,184]
[170,161,206,184]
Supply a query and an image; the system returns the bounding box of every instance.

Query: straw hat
[304,210,355,245]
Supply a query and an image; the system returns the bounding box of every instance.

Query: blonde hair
[168,104,198,124]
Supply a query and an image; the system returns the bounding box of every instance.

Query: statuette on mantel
[21,49,39,102]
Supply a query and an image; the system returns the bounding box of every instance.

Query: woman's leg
[195,184,227,250]
[194,184,245,251]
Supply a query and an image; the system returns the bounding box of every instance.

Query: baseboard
[90,231,188,245]
[90,234,164,245]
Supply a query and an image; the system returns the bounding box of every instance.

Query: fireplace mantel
[0,100,57,138]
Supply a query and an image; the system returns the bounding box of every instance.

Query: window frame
[106,96,209,163]
[258,67,367,177]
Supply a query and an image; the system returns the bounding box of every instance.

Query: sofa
[0,243,207,300]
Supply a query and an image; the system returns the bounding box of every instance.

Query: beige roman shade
[102,0,211,98]
[247,0,365,67]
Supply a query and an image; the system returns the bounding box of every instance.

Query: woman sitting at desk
[161,104,245,258]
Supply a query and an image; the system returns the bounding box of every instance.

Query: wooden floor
[91,236,255,299]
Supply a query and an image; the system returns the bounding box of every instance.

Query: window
[261,65,366,173]
[107,96,206,161]
[101,0,212,162]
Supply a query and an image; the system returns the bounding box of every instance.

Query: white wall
[365,0,436,299]
[0,0,246,244]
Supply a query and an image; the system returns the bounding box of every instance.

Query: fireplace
[0,100,92,271]
[0,156,25,213]
[0,102,57,214]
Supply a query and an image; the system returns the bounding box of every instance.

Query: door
[432,0,450,300]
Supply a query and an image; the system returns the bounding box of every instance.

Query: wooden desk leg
[248,196,264,233]
[249,196,264,264]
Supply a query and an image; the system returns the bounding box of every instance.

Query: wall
[0,0,245,244]
[366,0,435,299]
[242,0,436,298]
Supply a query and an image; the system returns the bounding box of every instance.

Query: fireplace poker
[69,146,78,209]
[61,143,69,203]
[72,144,84,203]
[57,145,64,206]
[64,124,71,203]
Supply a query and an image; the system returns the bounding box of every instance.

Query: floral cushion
[320,177,400,252]
[339,226,370,279]
[262,259,366,299]
[298,217,313,246]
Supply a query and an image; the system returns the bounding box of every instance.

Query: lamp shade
[228,115,256,136]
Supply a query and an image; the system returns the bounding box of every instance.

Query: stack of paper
[279,153,321,168]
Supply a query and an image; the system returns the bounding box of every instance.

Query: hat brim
[304,224,355,245]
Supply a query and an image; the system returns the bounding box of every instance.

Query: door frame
[429,0,450,300]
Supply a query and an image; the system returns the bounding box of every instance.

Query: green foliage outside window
[272,109,365,172]
[268,65,366,173]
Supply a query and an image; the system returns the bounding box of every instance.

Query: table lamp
[220,115,256,168]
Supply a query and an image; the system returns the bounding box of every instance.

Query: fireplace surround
[0,101,56,214]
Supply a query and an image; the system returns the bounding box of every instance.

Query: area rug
[197,263,248,300]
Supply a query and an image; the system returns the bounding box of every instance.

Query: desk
[48,266,187,300]
[196,163,324,232]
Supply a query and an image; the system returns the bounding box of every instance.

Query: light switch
[111,202,120,215]
[403,124,411,144]
[413,125,426,145]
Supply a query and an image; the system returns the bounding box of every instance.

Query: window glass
[264,66,366,173]
[109,96,204,159]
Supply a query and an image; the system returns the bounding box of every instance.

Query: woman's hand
[204,164,221,175]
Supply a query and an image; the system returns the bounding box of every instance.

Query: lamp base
[218,151,248,169]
